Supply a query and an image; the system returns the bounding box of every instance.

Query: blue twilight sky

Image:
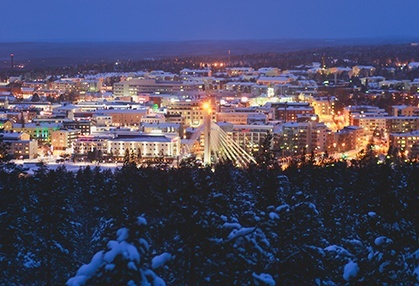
[1,0,419,42]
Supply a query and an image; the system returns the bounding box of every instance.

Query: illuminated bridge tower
[203,101,212,165]
[182,101,256,168]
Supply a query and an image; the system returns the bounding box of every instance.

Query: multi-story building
[51,129,80,155]
[51,78,82,93]
[226,67,254,77]
[73,135,110,159]
[343,105,387,126]
[216,111,266,125]
[392,105,419,117]
[180,68,211,78]
[108,134,180,161]
[334,126,364,153]
[95,109,148,128]
[5,122,61,143]
[218,123,277,155]
[166,100,215,127]
[389,131,419,158]
[386,116,419,134]
[279,121,328,155]
[0,131,38,159]
[257,67,281,77]
[310,96,336,117]
[164,113,184,125]
[352,116,387,137]
[63,120,91,136]
[140,113,166,124]
[350,65,376,77]
[225,82,255,93]
[91,114,113,131]
[140,122,182,137]
[257,76,292,86]
[113,78,184,97]
[272,102,315,122]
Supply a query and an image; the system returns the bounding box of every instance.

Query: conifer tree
[67,217,165,286]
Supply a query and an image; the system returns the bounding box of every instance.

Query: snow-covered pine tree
[67,216,165,286]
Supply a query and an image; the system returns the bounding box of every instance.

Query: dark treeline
[1,159,419,285]
[3,42,419,81]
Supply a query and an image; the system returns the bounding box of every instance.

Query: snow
[14,159,122,174]
[269,212,279,220]
[75,251,104,278]
[275,204,289,212]
[128,261,138,271]
[151,252,172,269]
[343,260,359,281]
[137,216,147,226]
[324,245,352,257]
[127,280,137,286]
[104,264,115,271]
[139,238,149,251]
[228,227,255,240]
[117,228,129,242]
[374,236,393,246]
[67,251,104,286]
[222,222,241,229]
[66,275,89,286]
[144,269,166,286]
[122,241,141,263]
[414,266,419,282]
[103,240,121,263]
[67,227,157,285]
[345,239,363,247]
[103,236,141,265]
[23,252,40,268]
[308,203,319,215]
[252,272,275,285]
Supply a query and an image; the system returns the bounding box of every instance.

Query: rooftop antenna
[228,50,231,67]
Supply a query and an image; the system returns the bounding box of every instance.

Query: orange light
[202,102,211,113]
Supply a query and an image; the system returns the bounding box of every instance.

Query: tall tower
[203,102,212,165]
[10,53,14,71]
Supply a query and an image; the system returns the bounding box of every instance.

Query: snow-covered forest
[1,158,419,285]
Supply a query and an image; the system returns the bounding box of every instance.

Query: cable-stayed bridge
[182,119,256,168]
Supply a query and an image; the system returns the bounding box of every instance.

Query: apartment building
[0,131,38,159]
[51,129,81,155]
[279,121,328,155]
[166,100,215,127]
[95,109,148,127]
[113,78,184,97]
[108,134,180,160]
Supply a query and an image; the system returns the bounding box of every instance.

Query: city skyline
[1,0,419,42]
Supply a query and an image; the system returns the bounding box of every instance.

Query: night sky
[1,0,419,42]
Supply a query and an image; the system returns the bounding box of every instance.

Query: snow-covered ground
[12,158,123,174]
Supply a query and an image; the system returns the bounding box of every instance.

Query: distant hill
[0,38,414,69]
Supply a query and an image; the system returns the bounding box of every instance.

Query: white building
[108,134,180,160]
